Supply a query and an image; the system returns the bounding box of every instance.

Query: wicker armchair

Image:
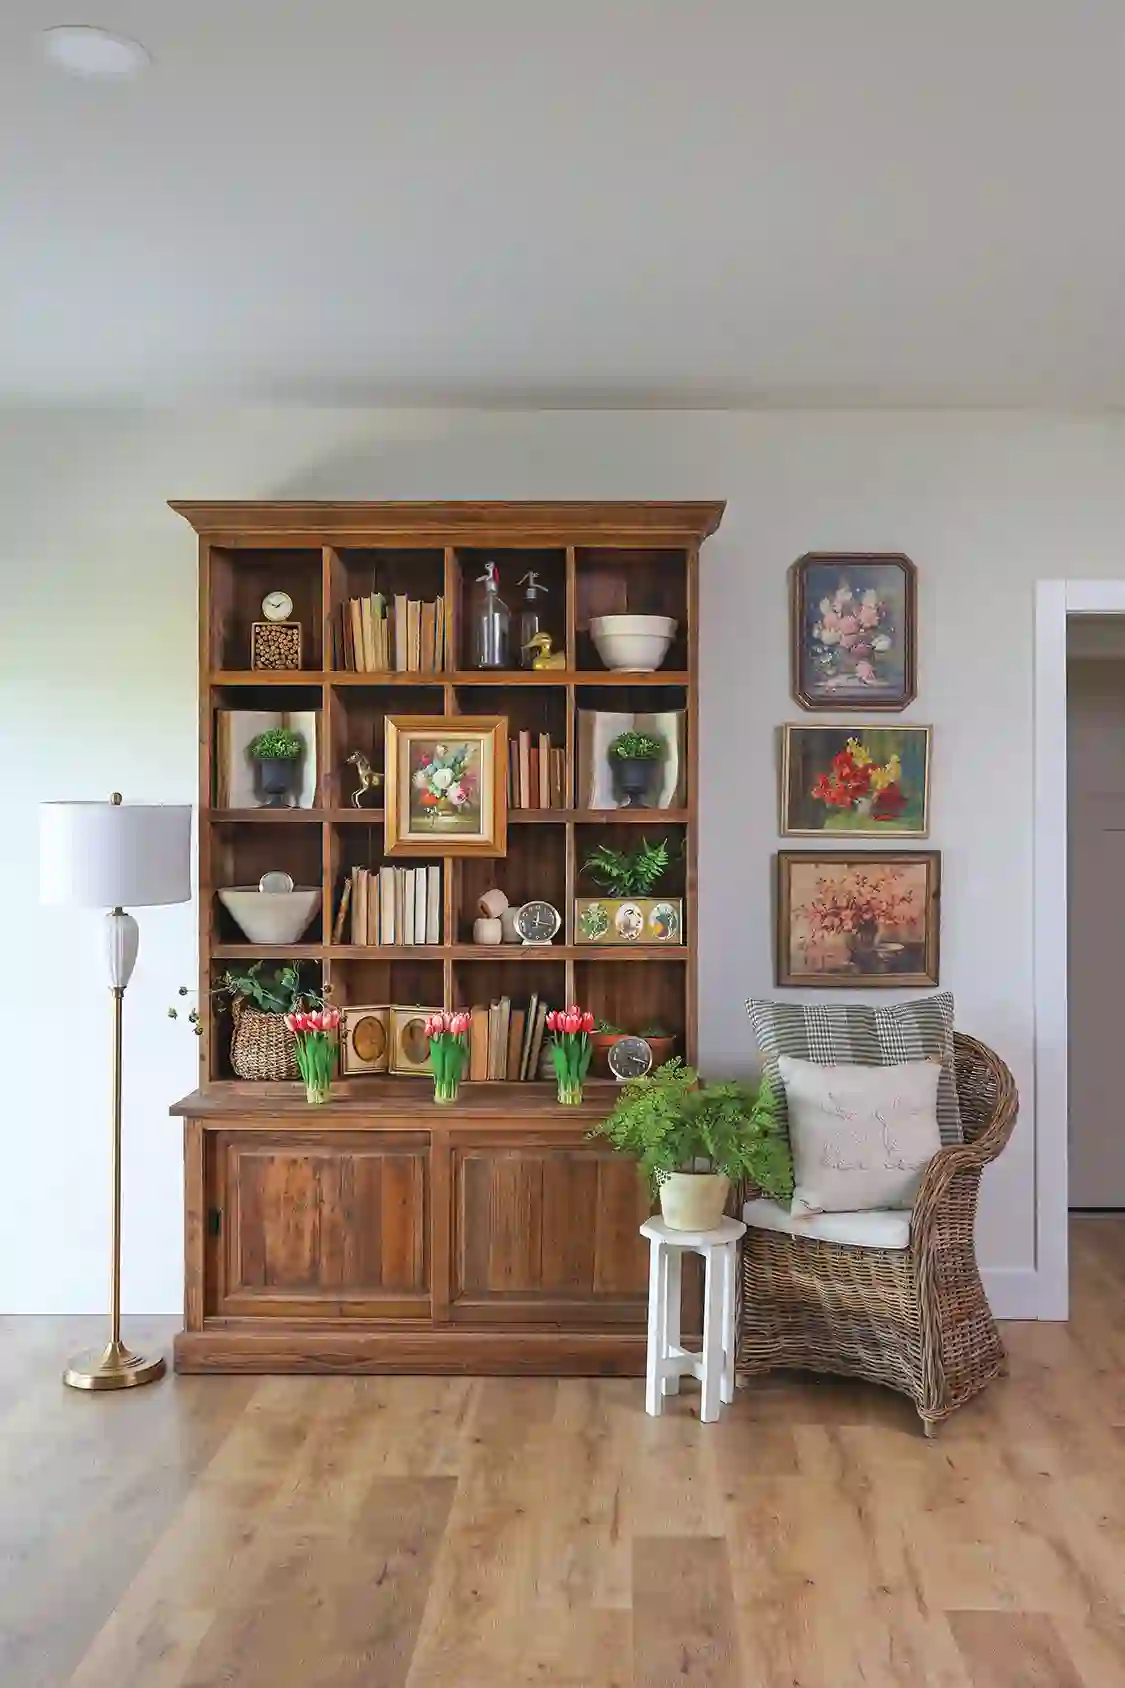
[737,1033,1019,1436]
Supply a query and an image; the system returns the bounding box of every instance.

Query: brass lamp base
[64,1339,166,1392]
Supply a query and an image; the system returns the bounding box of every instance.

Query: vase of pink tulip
[284,1005,340,1105]
[547,1004,595,1105]
[426,1010,471,1104]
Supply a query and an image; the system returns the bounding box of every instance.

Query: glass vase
[433,1071,462,1105]
[556,1077,584,1106]
[304,1078,331,1106]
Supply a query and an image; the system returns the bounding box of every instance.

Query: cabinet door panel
[453,1142,650,1323]
[216,1132,429,1318]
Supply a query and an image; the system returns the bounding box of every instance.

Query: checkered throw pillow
[745,992,964,1149]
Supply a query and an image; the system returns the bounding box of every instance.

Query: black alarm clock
[608,1035,655,1082]
[514,900,561,946]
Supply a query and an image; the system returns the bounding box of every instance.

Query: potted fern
[591,1059,793,1230]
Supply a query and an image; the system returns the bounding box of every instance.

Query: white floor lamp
[40,793,192,1391]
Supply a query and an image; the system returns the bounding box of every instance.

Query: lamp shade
[40,800,192,909]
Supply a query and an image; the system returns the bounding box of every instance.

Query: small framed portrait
[389,1006,442,1076]
[384,716,507,858]
[790,553,917,711]
[780,724,932,837]
[776,849,940,988]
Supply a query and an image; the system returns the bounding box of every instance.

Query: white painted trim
[984,1268,1048,1323]
[1033,579,1125,1322]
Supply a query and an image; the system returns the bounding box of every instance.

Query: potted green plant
[248,725,305,808]
[583,837,670,898]
[590,1058,793,1230]
[608,729,665,808]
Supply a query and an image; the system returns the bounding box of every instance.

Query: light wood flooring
[5,1217,1125,1688]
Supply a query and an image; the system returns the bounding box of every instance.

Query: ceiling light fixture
[41,24,151,79]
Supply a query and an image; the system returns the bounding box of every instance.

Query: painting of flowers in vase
[781,725,931,837]
[776,850,940,987]
[791,554,916,710]
[384,716,507,857]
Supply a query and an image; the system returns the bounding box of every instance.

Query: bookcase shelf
[171,499,723,1381]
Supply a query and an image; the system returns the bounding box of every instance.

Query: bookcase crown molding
[169,498,726,545]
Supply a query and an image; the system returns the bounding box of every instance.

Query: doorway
[1067,621,1125,1211]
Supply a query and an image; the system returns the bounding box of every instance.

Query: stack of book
[467,995,552,1081]
[507,730,567,809]
[334,864,442,946]
[331,593,448,673]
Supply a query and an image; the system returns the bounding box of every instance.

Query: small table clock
[251,589,302,670]
[608,1035,655,1082]
[514,900,561,946]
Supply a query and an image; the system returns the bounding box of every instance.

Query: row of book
[334,864,442,946]
[467,995,552,1082]
[508,731,567,809]
[330,593,448,673]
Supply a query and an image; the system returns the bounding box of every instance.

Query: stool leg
[645,1240,667,1418]
[662,1248,682,1396]
[700,1248,723,1423]
[719,1242,736,1405]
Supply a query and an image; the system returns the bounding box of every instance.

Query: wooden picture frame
[389,1006,441,1075]
[384,716,507,858]
[776,849,941,987]
[780,723,932,837]
[339,1005,390,1075]
[790,553,917,711]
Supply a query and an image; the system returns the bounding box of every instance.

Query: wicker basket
[229,998,299,1081]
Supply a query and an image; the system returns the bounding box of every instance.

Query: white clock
[262,590,294,622]
[514,900,561,946]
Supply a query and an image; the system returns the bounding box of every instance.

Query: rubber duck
[523,631,566,671]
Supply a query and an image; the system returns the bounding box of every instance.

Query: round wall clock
[608,1035,654,1082]
[514,900,561,946]
[261,589,294,622]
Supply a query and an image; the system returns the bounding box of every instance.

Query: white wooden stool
[639,1215,747,1423]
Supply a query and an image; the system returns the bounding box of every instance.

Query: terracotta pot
[659,1171,730,1231]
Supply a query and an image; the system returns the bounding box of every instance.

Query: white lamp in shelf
[40,793,192,1391]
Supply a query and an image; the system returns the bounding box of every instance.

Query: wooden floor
[5,1218,1125,1688]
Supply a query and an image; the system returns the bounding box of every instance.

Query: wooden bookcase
[169,500,724,1374]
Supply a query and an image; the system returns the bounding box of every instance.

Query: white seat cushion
[742,1197,911,1251]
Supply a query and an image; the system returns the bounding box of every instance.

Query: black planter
[257,757,297,808]
[614,756,654,808]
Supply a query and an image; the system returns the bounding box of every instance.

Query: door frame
[1035,579,1125,1320]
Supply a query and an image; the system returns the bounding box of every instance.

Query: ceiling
[4,0,1125,407]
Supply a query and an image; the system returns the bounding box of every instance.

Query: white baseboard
[984,1267,1065,1321]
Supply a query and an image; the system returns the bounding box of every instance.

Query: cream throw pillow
[777,1055,942,1217]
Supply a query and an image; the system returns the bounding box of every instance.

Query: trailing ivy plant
[583,836,670,898]
[169,961,320,1029]
[589,1058,794,1201]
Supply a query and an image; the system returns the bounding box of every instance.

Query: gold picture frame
[339,1005,390,1075]
[384,716,507,858]
[389,1006,442,1075]
[776,849,941,988]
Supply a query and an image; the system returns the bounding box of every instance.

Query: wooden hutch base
[170,500,722,1375]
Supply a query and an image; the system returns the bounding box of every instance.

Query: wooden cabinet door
[451,1139,651,1324]
[212,1132,429,1319]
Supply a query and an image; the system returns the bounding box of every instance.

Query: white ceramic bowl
[589,613,677,672]
[218,887,322,946]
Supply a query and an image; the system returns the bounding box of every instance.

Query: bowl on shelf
[589,614,677,672]
[218,886,322,945]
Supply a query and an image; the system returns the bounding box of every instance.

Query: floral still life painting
[781,725,931,836]
[384,715,507,857]
[776,850,940,987]
[791,553,916,710]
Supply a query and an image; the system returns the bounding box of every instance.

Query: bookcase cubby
[171,500,723,1375]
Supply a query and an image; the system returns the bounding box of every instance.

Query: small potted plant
[248,725,305,808]
[608,729,665,808]
[591,1058,793,1230]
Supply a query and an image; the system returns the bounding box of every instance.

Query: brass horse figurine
[347,750,383,808]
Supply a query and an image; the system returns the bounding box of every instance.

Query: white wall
[4,406,1124,1317]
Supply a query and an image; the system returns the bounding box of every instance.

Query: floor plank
[4,1221,1125,1687]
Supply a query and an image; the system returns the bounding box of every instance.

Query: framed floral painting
[780,724,931,837]
[384,716,507,857]
[790,553,917,711]
[776,850,940,987]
